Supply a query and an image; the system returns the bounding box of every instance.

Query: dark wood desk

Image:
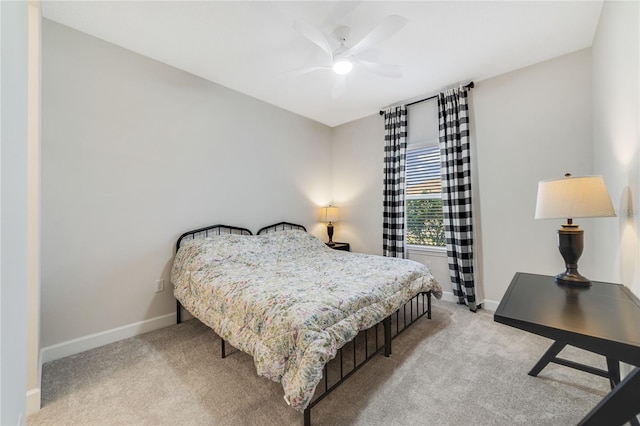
[494,272,640,426]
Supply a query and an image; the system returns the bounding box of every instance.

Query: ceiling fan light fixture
[332,59,353,75]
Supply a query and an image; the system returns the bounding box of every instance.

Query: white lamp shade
[535,175,616,220]
[322,206,339,223]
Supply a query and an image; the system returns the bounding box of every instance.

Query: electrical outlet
[155,279,164,293]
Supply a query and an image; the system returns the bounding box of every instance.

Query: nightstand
[327,242,350,251]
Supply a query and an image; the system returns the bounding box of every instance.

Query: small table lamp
[321,206,339,246]
[535,174,616,286]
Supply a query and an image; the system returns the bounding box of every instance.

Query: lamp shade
[322,206,339,223]
[535,175,616,220]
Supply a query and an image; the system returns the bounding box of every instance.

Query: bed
[171,222,442,424]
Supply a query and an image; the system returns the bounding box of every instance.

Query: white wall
[591,0,640,296]
[26,0,42,416]
[332,48,593,308]
[473,48,593,305]
[331,113,384,255]
[41,20,332,350]
[1,1,29,423]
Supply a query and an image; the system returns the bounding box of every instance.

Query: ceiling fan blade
[354,59,403,78]
[280,66,331,77]
[332,75,346,99]
[292,19,334,59]
[342,15,408,57]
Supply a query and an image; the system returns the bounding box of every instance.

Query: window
[405,142,445,247]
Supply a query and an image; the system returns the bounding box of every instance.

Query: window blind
[406,145,441,196]
[405,144,445,247]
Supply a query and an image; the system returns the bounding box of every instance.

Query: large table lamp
[322,206,339,246]
[535,174,616,286]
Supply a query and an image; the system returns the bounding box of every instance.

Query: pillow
[257,229,327,253]
[176,233,256,270]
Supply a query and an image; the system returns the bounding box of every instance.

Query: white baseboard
[38,295,499,364]
[439,291,500,312]
[439,291,458,304]
[481,299,500,312]
[26,388,41,415]
[40,313,176,364]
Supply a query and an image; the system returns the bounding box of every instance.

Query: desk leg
[606,357,621,389]
[528,341,566,377]
[578,367,640,426]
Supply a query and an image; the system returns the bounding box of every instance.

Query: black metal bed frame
[257,221,307,234]
[174,222,433,425]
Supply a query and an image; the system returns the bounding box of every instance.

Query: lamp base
[555,224,591,287]
[555,271,591,287]
[326,222,334,246]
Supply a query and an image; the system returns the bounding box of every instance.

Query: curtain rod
[378,81,474,115]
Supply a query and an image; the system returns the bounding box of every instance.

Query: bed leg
[427,291,432,319]
[383,316,392,357]
[221,339,226,359]
[304,407,311,426]
[176,300,182,324]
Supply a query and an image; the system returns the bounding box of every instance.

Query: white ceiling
[41,1,604,127]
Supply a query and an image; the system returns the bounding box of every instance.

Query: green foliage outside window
[406,198,445,247]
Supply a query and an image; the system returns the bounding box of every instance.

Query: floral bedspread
[171,230,442,411]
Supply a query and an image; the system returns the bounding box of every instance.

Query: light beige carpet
[28,301,611,426]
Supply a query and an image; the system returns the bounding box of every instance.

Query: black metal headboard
[256,222,307,235]
[176,224,253,252]
[175,223,252,324]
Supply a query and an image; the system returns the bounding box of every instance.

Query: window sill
[406,245,447,257]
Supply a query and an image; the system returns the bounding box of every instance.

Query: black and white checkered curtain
[438,86,477,312]
[383,105,407,258]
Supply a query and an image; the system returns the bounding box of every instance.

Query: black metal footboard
[302,291,433,425]
[217,290,433,426]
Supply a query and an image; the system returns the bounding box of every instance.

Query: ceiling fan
[289,14,408,94]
